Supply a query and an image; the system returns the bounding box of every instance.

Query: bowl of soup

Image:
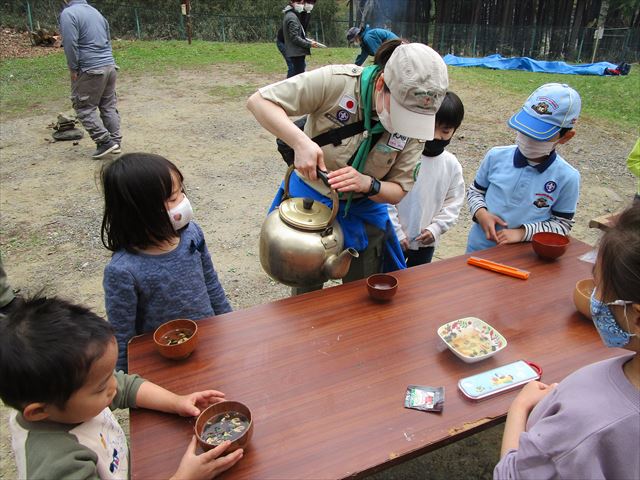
[153,318,198,360]
[437,317,507,363]
[366,273,398,301]
[195,401,253,453]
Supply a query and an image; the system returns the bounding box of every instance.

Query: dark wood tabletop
[129,239,622,479]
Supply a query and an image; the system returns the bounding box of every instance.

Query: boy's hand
[415,229,435,245]
[171,437,243,480]
[400,238,409,251]
[496,228,525,245]
[175,390,226,417]
[511,381,557,414]
[475,209,508,242]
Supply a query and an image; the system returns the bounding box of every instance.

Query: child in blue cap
[466,83,582,252]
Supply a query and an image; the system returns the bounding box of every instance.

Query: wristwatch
[368,176,381,196]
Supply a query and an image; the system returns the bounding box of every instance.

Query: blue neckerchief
[513,148,557,173]
[268,174,406,273]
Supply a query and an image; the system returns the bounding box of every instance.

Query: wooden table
[129,239,621,479]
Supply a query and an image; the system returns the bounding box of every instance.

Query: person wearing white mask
[466,83,582,252]
[282,0,319,77]
[100,153,232,372]
[248,40,448,293]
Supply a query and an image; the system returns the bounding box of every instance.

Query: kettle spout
[322,248,359,280]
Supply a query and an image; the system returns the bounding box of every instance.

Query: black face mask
[422,138,451,157]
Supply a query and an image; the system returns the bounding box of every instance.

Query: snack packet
[404,385,445,412]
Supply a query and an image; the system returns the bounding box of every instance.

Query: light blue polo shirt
[467,145,580,252]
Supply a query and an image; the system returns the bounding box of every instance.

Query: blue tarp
[443,53,618,76]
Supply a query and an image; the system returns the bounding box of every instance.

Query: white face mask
[304,3,314,12]
[293,3,305,13]
[376,89,394,133]
[515,131,557,159]
[167,195,193,231]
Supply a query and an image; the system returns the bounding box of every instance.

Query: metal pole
[577,29,586,62]
[591,28,602,63]
[26,1,34,32]
[186,0,192,45]
[221,16,226,42]
[134,8,141,39]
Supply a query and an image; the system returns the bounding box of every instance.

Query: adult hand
[293,137,325,181]
[174,390,226,417]
[415,229,435,245]
[475,208,508,243]
[496,228,525,245]
[399,238,409,251]
[69,70,79,82]
[511,381,557,414]
[327,167,370,193]
[171,437,243,480]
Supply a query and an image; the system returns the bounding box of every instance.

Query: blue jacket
[355,26,399,66]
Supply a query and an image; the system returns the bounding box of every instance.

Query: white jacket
[388,150,465,249]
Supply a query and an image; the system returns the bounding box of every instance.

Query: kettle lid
[279,197,333,231]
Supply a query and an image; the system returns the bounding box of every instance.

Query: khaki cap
[384,43,448,140]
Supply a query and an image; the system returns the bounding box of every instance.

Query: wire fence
[2,1,638,63]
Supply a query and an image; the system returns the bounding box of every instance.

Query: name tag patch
[339,95,358,113]
[387,133,408,151]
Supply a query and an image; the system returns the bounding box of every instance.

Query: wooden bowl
[531,232,570,260]
[573,278,595,320]
[366,274,398,301]
[195,401,253,452]
[153,319,198,360]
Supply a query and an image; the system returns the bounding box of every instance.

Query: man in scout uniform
[247,41,449,292]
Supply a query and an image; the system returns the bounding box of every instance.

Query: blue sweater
[355,27,399,66]
[59,0,115,72]
[104,222,232,372]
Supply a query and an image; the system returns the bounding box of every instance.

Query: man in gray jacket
[60,0,121,159]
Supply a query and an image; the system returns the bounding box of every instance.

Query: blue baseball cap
[508,83,581,140]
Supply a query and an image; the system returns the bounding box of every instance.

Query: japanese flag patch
[339,95,358,113]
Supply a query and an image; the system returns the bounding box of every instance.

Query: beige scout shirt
[259,64,423,194]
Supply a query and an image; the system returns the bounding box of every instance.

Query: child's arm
[387,204,408,249]
[193,224,232,315]
[423,161,465,244]
[468,184,507,243]
[135,380,225,417]
[103,264,139,373]
[500,381,557,457]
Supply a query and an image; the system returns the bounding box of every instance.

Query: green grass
[448,66,640,131]
[1,40,638,131]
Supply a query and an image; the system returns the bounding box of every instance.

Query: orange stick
[467,256,530,280]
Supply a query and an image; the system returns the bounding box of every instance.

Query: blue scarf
[268,173,406,273]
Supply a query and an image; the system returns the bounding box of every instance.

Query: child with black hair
[388,91,465,266]
[467,83,582,253]
[101,153,232,372]
[0,296,243,479]
[494,202,640,479]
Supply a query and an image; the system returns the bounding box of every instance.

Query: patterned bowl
[437,317,507,363]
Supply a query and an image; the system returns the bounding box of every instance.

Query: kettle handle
[282,165,340,227]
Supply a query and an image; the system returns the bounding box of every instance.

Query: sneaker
[92,140,119,159]
[111,146,122,154]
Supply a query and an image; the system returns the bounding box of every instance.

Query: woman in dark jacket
[282,0,318,77]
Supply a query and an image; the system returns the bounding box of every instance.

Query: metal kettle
[259,166,359,288]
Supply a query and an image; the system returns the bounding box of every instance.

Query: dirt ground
[0,54,637,478]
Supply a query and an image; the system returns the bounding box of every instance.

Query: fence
[2,1,638,63]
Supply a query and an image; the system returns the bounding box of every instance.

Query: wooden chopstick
[467,256,530,280]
